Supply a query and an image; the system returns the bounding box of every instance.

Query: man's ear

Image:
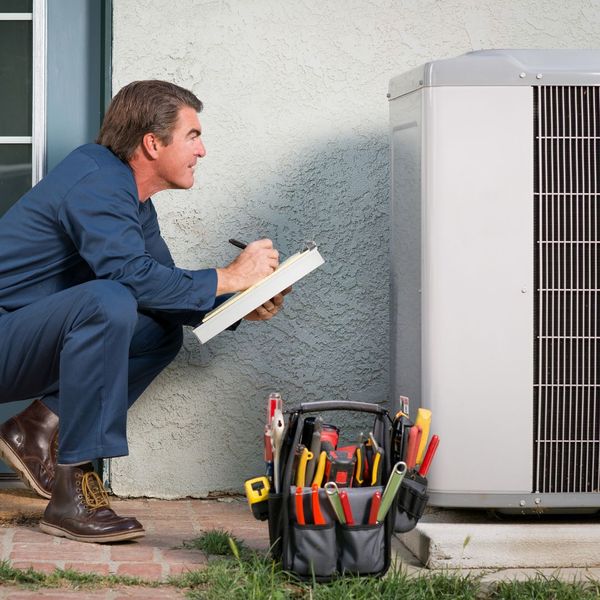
[141,132,160,159]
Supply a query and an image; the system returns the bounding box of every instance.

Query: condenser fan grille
[533,85,600,493]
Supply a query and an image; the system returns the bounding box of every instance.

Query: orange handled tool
[311,483,325,525]
[405,425,422,469]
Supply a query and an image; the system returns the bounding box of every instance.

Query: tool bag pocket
[267,493,284,559]
[395,474,429,533]
[337,522,386,575]
[287,523,337,577]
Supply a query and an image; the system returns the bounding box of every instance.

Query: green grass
[3,532,600,599]
[489,573,600,600]
[0,559,156,589]
[182,528,249,557]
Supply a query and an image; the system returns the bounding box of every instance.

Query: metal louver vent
[534,85,600,494]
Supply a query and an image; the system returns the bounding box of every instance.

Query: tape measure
[244,476,270,520]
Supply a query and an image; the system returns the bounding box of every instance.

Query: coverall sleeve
[57,167,217,312]
[138,199,239,328]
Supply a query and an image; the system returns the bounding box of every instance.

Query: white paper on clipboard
[192,244,324,344]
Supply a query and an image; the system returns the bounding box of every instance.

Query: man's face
[154,106,206,190]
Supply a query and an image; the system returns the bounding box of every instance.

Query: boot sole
[0,436,52,499]
[39,520,146,543]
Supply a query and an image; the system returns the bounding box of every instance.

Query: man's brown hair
[96,80,203,162]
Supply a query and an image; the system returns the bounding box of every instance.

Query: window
[0,0,45,216]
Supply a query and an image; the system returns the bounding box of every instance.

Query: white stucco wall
[109,0,600,497]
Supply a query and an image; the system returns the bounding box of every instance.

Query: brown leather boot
[0,399,58,499]
[40,463,145,543]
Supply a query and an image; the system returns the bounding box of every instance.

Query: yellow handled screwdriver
[415,408,432,465]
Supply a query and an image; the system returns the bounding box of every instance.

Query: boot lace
[81,471,111,509]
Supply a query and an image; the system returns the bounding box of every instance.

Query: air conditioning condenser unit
[389,49,600,510]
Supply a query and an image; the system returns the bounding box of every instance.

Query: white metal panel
[389,90,423,413]
[422,86,534,494]
[32,0,47,184]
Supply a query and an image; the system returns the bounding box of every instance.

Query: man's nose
[195,138,206,158]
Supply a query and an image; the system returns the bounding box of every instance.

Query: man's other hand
[216,239,279,295]
[243,286,292,321]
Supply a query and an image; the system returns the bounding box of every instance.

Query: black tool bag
[395,471,429,533]
[267,400,395,581]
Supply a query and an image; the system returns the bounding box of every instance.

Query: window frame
[0,0,47,187]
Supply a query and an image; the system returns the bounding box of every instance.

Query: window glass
[0,1,33,12]
[0,144,31,216]
[0,20,32,136]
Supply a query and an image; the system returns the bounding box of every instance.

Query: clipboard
[193,242,325,344]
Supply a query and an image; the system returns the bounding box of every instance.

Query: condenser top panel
[388,49,600,100]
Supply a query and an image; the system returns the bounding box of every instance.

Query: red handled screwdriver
[418,435,440,477]
[368,491,382,525]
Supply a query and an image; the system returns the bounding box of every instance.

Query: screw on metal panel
[419,80,423,85]
[521,288,527,293]
[519,72,526,78]
[534,498,541,504]
[536,73,543,79]
[519,500,526,507]
[386,93,391,98]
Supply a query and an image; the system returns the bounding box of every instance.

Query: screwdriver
[414,408,432,465]
[405,425,422,469]
[418,435,440,477]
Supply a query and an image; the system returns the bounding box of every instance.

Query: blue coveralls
[0,144,225,464]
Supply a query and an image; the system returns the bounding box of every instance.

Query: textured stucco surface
[110,0,600,497]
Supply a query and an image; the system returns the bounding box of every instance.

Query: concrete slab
[400,508,600,569]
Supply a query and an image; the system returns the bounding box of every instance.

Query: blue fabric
[0,143,232,462]
[0,143,217,313]
[0,281,182,462]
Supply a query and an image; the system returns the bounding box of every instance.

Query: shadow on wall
[182,130,391,407]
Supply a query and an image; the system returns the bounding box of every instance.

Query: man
[0,80,287,543]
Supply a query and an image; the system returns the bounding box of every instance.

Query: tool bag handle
[297,400,388,416]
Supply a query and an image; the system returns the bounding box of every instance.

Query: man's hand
[243,286,292,321]
[216,239,279,295]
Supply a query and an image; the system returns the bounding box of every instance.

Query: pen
[228,238,248,250]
